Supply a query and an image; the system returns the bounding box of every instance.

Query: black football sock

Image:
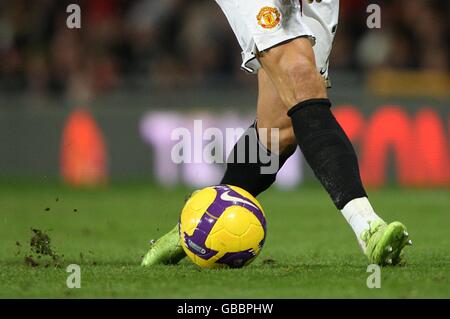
[287,99,367,210]
[220,123,295,197]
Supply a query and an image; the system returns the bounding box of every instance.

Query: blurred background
[0,0,448,189]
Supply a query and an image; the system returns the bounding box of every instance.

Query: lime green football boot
[141,225,186,266]
[361,220,412,266]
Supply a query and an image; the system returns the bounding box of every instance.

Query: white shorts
[215,0,339,84]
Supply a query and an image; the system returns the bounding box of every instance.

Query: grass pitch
[0,181,449,298]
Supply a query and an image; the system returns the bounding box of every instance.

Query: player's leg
[221,68,296,196]
[258,36,411,265]
[142,69,297,266]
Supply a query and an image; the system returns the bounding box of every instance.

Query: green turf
[0,181,449,298]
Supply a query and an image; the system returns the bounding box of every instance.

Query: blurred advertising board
[1,102,448,189]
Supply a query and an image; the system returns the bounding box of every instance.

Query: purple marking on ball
[216,249,257,268]
[183,229,218,260]
[183,186,229,259]
[216,185,266,231]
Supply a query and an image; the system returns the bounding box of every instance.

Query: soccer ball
[179,185,266,268]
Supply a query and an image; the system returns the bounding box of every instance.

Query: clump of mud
[23,228,63,268]
[262,258,277,266]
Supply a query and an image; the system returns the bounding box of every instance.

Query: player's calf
[221,123,295,197]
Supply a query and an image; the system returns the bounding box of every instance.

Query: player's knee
[261,39,327,106]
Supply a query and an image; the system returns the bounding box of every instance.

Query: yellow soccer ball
[179,185,266,268]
